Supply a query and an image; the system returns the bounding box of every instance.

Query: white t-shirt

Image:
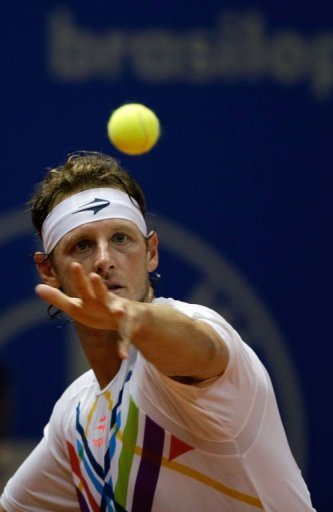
[1,298,315,511]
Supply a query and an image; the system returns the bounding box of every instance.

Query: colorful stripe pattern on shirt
[66,369,263,511]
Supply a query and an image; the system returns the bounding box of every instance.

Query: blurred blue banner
[1,2,332,509]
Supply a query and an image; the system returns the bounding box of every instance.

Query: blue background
[1,1,332,509]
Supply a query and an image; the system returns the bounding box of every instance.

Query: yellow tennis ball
[107,103,160,155]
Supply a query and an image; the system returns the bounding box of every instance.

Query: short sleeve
[131,299,269,452]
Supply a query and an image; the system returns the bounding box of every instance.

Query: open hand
[35,262,138,359]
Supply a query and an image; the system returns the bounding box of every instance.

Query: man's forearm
[35,267,229,380]
[131,302,229,380]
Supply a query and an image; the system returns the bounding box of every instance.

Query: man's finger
[117,308,136,359]
[117,337,130,360]
[90,273,110,301]
[35,284,82,312]
[70,263,96,298]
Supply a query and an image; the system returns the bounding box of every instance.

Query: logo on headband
[72,198,110,216]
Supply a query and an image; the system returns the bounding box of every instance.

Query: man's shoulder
[153,296,210,312]
[58,369,97,405]
[153,296,227,323]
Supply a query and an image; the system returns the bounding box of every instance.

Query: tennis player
[0,152,315,511]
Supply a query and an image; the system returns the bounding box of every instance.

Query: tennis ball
[107,103,160,155]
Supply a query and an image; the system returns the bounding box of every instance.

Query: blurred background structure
[1,1,332,509]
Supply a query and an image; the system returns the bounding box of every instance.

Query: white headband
[41,188,147,253]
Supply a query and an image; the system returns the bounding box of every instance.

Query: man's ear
[33,252,60,288]
[146,231,159,272]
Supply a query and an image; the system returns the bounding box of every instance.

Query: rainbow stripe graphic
[66,370,263,511]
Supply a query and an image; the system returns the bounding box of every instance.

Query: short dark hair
[29,151,146,237]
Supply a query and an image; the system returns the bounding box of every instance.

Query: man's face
[45,218,158,303]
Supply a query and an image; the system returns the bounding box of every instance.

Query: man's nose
[93,242,116,273]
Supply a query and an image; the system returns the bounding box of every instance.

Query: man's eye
[74,240,92,251]
[112,233,128,244]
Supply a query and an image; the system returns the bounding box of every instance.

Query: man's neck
[74,286,155,388]
[76,324,122,389]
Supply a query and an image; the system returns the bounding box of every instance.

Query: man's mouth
[107,283,124,293]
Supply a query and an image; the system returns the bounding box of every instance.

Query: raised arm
[35,263,229,381]
[121,300,228,380]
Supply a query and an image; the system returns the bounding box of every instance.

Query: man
[0,152,315,511]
